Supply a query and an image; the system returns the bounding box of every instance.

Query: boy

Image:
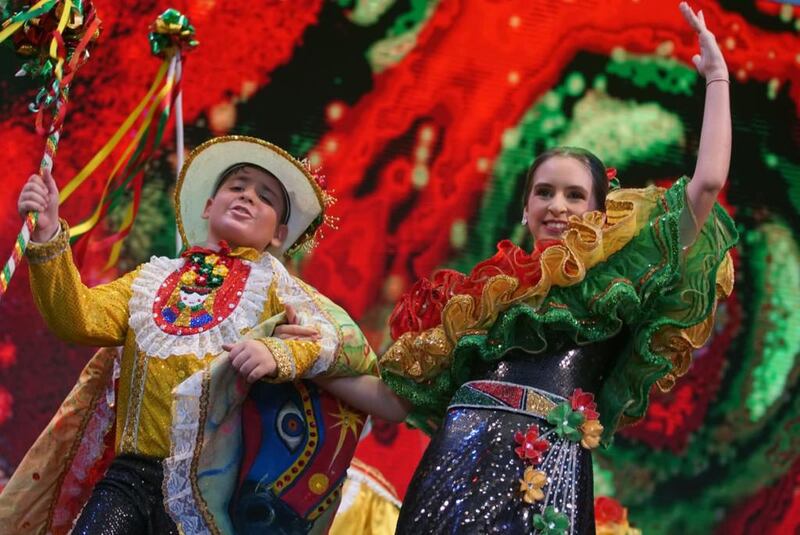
[2,136,377,534]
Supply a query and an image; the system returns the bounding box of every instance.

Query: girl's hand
[17,170,60,242]
[680,2,728,81]
[274,304,320,340]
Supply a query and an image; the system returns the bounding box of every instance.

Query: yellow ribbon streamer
[49,0,72,80]
[68,120,145,237]
[101,70,178,267]
[59,61,168,204]
[105,201,135,269]
[70,60,176,239]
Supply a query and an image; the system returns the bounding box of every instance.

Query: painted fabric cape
[0,313,366,534]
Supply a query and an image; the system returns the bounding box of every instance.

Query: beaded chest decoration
[153,249,250,336]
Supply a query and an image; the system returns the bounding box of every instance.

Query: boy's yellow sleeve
[258,264,378,382]
[25,221,139,347]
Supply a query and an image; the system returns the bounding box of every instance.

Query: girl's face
[524,156,598,242]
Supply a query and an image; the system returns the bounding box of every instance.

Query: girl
[285,3,735,533]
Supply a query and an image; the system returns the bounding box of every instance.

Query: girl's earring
[521,213,528,225]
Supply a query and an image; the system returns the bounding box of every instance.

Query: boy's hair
[521,147,608,211]
[213,163,291,224]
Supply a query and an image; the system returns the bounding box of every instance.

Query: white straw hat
[176,135,329,257]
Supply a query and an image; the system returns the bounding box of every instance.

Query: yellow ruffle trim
[380,192,643,381]
[646,251,733,391]
[380,186,734,389]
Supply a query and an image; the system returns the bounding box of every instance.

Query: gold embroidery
[189,366,221,535]
[259,280,283,323]
[25,218,69,264]
[286,340,321,377]
[381,327,454,381]
[293,277,347,371]
[120,350,148,452]
[525,391,557,417]
[259,337,295,381]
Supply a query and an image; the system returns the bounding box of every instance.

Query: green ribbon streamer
[148,8,198,58]
[4,0,58,25]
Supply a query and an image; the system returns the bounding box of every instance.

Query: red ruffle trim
[389,239,560,340]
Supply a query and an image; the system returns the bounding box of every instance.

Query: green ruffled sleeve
[385,177,737,441]
[590,177,737,440]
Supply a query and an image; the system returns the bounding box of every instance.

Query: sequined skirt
[395,380,595,535]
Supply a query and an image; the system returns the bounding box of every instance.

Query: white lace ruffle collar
[128,254,272,359]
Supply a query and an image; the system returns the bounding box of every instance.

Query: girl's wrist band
[706,78,730,87]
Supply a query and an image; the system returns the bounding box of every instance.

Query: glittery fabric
[382,199,638,384]
[395,407,594,534]
[20,228,378,534]
[24,218,70,264]
[479,336,625,400]
[118,352,216,454]
[71,454,179,535]
[260,336,296,380]
[260,337,322,381]
[397,340,623,534]
[26,222,141,349]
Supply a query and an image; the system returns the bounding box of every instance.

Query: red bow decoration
[181,240,232,258]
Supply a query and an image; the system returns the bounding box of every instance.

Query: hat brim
[176,136,323,257]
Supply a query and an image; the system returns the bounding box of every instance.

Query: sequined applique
[508,387,605,532]
[567,388,604,450]
[532,506,570,534]
[514,425,551,465]
[154,253,250,336]
[129,254,272,360]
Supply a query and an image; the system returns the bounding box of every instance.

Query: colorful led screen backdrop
[0,1,799,532]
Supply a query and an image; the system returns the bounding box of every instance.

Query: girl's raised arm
[681,2,732,233]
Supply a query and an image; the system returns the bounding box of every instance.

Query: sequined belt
[448,380,566,419]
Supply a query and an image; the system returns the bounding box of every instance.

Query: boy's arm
[258,267,377,382]
[26,220,137,346]
[257,335,324,382]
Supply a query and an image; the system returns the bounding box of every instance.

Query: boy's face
[202,165,289,252]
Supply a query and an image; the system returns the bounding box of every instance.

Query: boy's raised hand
[223,340,277,383]
[679,2,728,81]
[17,170,60,242]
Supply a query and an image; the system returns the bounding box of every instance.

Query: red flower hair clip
[605,167,621,190]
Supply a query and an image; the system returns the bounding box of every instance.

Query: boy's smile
[202,165,289,252]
